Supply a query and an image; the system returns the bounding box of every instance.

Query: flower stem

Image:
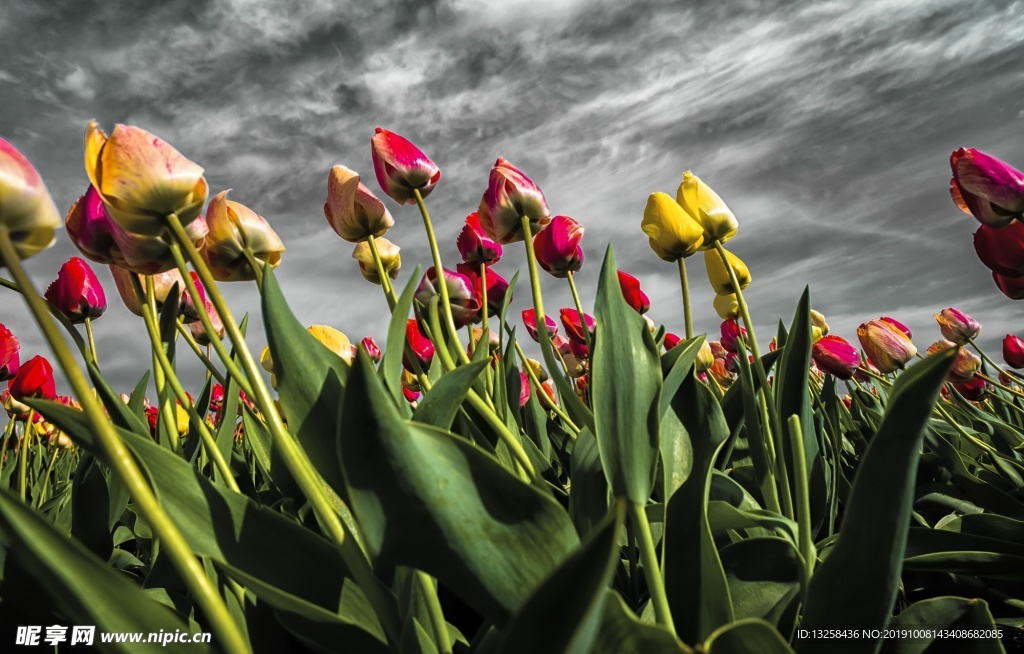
[968,338,1023,383]
[175,321,228,387]
[0,225,249,654]
[976,372,1024,401]
[18,416,31,502]
[36,447,61,509]
[84,317,99,367]
[566,272,592,352]
[417,571,452,654]
[628,501,675,634]
[143,276,178,453]
[0,277,90,358]
[676,258,693,340]
[367,235,397,310]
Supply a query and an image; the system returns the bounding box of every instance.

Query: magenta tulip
[0,324,19,382]
[477,158,551,244]
[534,215,584,278]
[950,148,1024,228]
[457,211,502,265]
[370,128,440,204]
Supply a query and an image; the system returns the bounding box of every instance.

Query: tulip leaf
[128,370,151,420]
[337,350,579,625]
[719,537,802,628]
[0,486,210,648]
[70,454,112,562]
[568,427,610,539]
[703,619,794,654]
[414,359,489,429]
[383,268,420,406]
[796,348,956,654]
[495,501,625,654]
[592,245,662,504]
[880,597,1004,654]
[261,264,349,499]
[592,591,689,654]
[87,360,150,437]
[658,335,705,500]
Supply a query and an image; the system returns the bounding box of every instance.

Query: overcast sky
[3,0,1023,395]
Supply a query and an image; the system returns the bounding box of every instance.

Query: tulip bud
[403,319,435,372]
[324,165,395,242]
[522,309,558,342]
[44,257,107,323]
[518,372,532,408]
[352,237,401,285]
[457,212,502,265]
[676,171,739,247]
[664,333,681,351]
[857,318,917,373]
[559,308,595,345]
[0,137,61,261]
[189,300,225,346]
[370,128,441,205]
[0,324,20,382]
[83,121,207,236]
[810,310,829,338]
[694,339,715,372]
[952,375,987,401]
[8,355,56,401]
[534,215,584,278]
[359,337,382,364]
[306,325,354,365]
[935,307,981,344]
[210,384,225,414]
[926,340,981,383]
[973,222,1024,277]
[641,192,704,262]
[477,158,551,244]
[403,386,421,404]
[704,247,751,295]
[456,263,511,317]
[470,327,500,353]
[714,293,739,319]
[204,191,285,281]
[525,359,549,383]
[993,271,1024,300]
[415,267,481,328]
[720,318,747,354]
[812,335,860,380]
[617,271,650,314]
[949,148,1024,228]
[1003,334,1024,369]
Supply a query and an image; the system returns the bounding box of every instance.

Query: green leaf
[568,428,610,539]
[592,591,688,654]
[797,348,956,654]
[881,597,1005,654]
[70,455,112,562]
[703,619,794,654]
[719,537,802,627]
[592,245,662,503]
[87,360,150,437]
[127,370,151,420]
[338,350,579,625]
[414,360,489,429]
[0,486,210,651]
[383,269,421,406]
[659,334,705,498]
[496,501,625,654]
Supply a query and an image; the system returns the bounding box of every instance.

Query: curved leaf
[704,618,793,654]
[414,360,489,429]
[881,597,1004,654]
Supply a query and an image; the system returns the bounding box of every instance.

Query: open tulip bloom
[950,147,1024,228]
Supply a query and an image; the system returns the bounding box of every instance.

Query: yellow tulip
[204,190,285,282]
[704,248,751,295]
[676,171,738,247]
[713,293,739,319]
[306,325,354,365]
[352,237,401,285]
[0,137,61,260]
[84,121,207,237]
[640,192,704,262]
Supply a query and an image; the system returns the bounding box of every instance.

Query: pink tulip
[0,324,19,382]
[973,222,1024,276]
[414,267,481,328]
[360,337,382,364]
[457,212,502,265]
[811,335,860,380]
[934,307,981,344]
[522,309,558,342]
[533,215,584,278]
[720,318,747,354]
[456,263,511,317]
[370,128,441,205]
[518,372,531,408]
[477,158,551,244]
[950,148,1024,228]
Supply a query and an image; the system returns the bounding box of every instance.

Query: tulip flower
[189,300,224,346]
[993,271,1024,300]
[324,165,395,242]
[525,359,548,383]
[477,158,551,244]
[534,215,584,278]
[522,309,558,342]
[538,379,558,409]
[209,384,225,415]
[0,324,20,382]
[704,247,751,295]
[518,372,531,408]
[714,293,739,320]
[84,121,207,236]
[694,339,715,372]
[469,327,500,353]
[726,351,756,374]
[402,386,421,404]
[203,190,285,282]
[146,404,190,438]
[359,337,382,364]
[812,335,861,380]
[8,355,56,401]
[109,265,192,318]
[949,148,1024,228]
[973,222,1024,276]
[810,310,829,343]
[926,340,981,383]
[641,192,704,262]
[457,212,502,265]
[370,128,441,205]
[0,137,61,261]
[709,341,728,359]
[857,318,917,373]
[559,308,595,345]
[934,307,981,344]
[306,325,355,365]
[352,237,401,285]
[952,375,987,401]
[568,338,589,361]
[709,358,734,386]
[415,267,480,328]
[456,263,511,316]
[1004,334,1024,369]
[664,333,682,351]
[720,318,747,354]
[404,319,435,372]
[614,270,650,315]
[880,316,912,339]
[43,256,107,323]
[676,171,739,247]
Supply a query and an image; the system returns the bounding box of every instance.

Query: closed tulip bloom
[949,148,1024,228]
[370,128,441,205]
[810,310,829,338]
[559,308,595,345]
[518,372,531,408]
[664,333,682,351]
[359,337,382,364]
[352,237,401,285]
[324,165,394,242]
[812,335,861,380]
[522,309,558,342]
[926,340,981,383]
[307,325,354,365]
[709,341,728,359]
[641,192,704,262]
[973,222,1024,276]
[84,121,207,236]
[879,316,912,339]
[0,137,61,260]
[534,215,584,278]
[456,263,511,316]
[204,190,285,281]
[1004,334,1024,369]
[676,171,739,247]
[109,265,189,318]
[935,307,981,344]
[189,300,224,346]
[993,271,1024,300]
[714,293,739,319]
[685,338,715,372]
[952,375,987,401]
[404,319,435,371]
[525,359,548,383]
[477,158,551,244]
[8,355,56,401]
[709,358,733,386]
[720,318,747,354]
[617,271,650,314]
[469,327,500,354]
[704,247,751,295]
[857,318,917,373]
[0,324,19,382]
[415,267,480,328]
[44,257,107,323]
[457,212,502,265]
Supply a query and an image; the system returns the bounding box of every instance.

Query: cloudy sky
[3,0,1023,394]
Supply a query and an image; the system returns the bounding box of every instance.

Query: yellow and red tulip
[204,190,285,282]
[352,237,401,285]
[415,267,480,328]
[477,158,551,244]
[926,340,981,383]
[857,318,917,373]
[457,211,502,265]
[559,308,595,346]
[704,247,751,295]
[1004,334,1024,369]
[0,136,61,260]
[949,148,1024,228]
[676,171,739,247]
[534,215,585,278]
[324,165,395,243]
[0,324,20,382]
[811,335,860,380]
[934,307,981,344]
[640,192,704,262]
[617,271,650,314]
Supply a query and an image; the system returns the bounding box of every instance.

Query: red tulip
[533,215,584,278]
[664,333,682,351]
[414,267,481,328]
[952,375,987,401]
[477,158,551,244]
[950,148,1024,228]
[934,307,981,344]
[559,308,595,345]
[403,386,421,404]
[522,309,558,342]
[973,222,1024,276]
[44,256,107,323]
[370,128,440,205]
[360,337,382,364]
[993,271,1024,300]
[8,355,56,401]
[456,263,511,317]
[720,318,747,354]
[1004,334,1024,369]
[457,212,502,265]
[811,335,860,380]
[210,383,225,414]
[518,372,531,408]
[569,337,589,360]
[617,271,650,314]
[403,319,435,371]
[0,324,19,382]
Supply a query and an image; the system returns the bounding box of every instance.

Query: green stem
[176,321,228,387]
[417,571,452,654]
[36,447,61,509]
[143,276,179,453]
[676,258,693,340]
[968,338,1023,383]
[241,249,264,290]
[84,317,98,368]
[18,416,30,502]
[626,517,639,604]
[0,277,90,359]
[367,235,397,310]
[0,418,14,476]
[412,188,470,366]
[977,372,1024,401]
[628,502,675,634]
[788,415,815,588]
[0,226,248,654]
[511,339,579,434]
[566,272,592,353]
[426,298,458,373]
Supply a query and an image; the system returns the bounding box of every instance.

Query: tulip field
[3,124,1024,654]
